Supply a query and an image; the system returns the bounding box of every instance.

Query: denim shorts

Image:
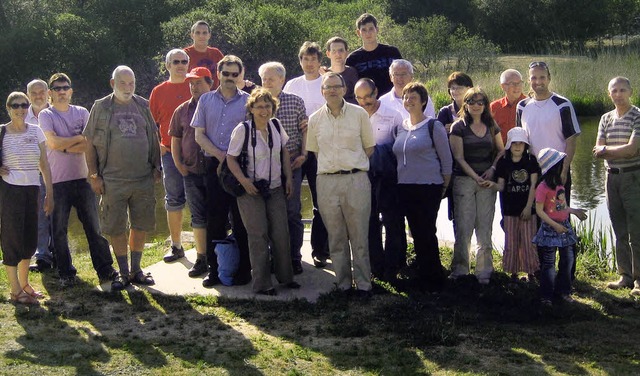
[183,173,207,228]
[161,152,186,211]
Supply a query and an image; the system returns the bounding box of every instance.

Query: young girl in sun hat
[534,147,587,305]
[489,127,540,280]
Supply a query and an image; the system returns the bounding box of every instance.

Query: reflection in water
[67,119,609,253]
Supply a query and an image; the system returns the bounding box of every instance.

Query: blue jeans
[35,175,54,264]
[286,167,304,262]
[162,152,186,211]
[52,179,113,278]
[183,172,207,229]
[539,245,574,300]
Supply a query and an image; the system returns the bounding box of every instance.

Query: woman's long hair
[457,87,496,128]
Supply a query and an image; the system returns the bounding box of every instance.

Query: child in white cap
[489,128,540,280]
[534,147,587,306]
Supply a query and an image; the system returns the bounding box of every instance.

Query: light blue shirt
[190,88,248,155]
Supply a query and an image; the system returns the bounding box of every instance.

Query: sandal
[22,284,45,299]
[10,290,40,305]
[129,271,155,286]
[111,274,130,291]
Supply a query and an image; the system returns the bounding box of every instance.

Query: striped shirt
[597,105,640,169]
[275,91,307,157]
[1,123,45,186]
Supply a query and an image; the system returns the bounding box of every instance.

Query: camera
[253,179,271,199]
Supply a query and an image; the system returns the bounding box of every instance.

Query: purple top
[392,118,453,185]
[38,105,90,184]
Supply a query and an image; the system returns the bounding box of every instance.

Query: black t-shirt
[495,154,540,216]
[346,44,402,97]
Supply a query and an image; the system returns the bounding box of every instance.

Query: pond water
[66,117,608,252]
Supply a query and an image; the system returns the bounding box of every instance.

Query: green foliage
[575,216,616,280]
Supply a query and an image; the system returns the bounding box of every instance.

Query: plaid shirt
[276,91,307,157]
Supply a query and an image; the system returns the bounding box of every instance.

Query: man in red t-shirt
[490,69,527,144]
[184,20,224,89]
[149,48,192,265]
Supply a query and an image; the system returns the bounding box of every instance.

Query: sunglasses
[529,61,548,69]
[221,71,240,78]
[172,59,189,65]
[465,100,486,106]
[51,85,72,92]
[9,102,30,109]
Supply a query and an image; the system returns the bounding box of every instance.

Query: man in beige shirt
[306,72,375,297]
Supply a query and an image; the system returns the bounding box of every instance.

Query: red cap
[186,67,212,80]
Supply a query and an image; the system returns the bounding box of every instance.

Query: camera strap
[250,120,273,186]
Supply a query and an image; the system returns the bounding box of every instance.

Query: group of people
[2,13,639,305]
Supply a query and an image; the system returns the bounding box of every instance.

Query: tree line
[1,0,638,117]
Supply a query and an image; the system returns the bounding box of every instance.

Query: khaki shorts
[100,176,156,236]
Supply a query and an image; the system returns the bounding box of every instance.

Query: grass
[420,52,640,115]
[2,239,639,375]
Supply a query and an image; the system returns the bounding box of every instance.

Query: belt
[325,168,361,175]
[607,165,640,174]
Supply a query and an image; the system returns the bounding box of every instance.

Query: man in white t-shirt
[283,41,329,271]
[39,73,117,288]
[379,59,435,120]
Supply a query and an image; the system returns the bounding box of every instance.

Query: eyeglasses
[252,104,272,111]
[51,85,71,92]
[221,71,240,78]
[529,61,548,69]
[9,102,30,109]
[465,99,486,106]
[172,59,189,65]
[322,85,344,90]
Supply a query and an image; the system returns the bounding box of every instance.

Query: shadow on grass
[7,273,260,375]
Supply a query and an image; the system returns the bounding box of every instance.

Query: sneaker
[163,245,185,263]
[606,277,633,290]
[312,256,327,268]
[59,275,77,288]
[29,259,52,273]
[188,258,208,277]
[202,272,221,288]
[98,269,119,284]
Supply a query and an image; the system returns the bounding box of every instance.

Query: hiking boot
[188,258,208,278]
[163,245,185,263]
[606,277,633,290]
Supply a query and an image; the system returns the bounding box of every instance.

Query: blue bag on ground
[213,235,240,286]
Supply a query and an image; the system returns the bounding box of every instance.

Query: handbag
[218,122,250,197]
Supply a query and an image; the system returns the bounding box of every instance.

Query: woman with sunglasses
[1,92,54,304]
[449,87,504,284]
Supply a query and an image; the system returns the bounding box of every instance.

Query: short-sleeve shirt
[369,102,403,145]
[190,89,248,154]
[184,45,224,89]
[103,101,152,181]
[490,94,526,145]
[306,101,375,174]
[1,124,45,186]
[516,92,581,157]
[227,120,289,189]
[169,98,202,174]
[437,102,461,128]
[38,105,90,183]
[149,80,191,148]
[275,91,307,157]
[283,75,324,116]
[346,44,402,96]
[597,105,640,170]
[327,66,359,104]
[495,154,540,216]
[450,120,501,176]
[535,181,569,222]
